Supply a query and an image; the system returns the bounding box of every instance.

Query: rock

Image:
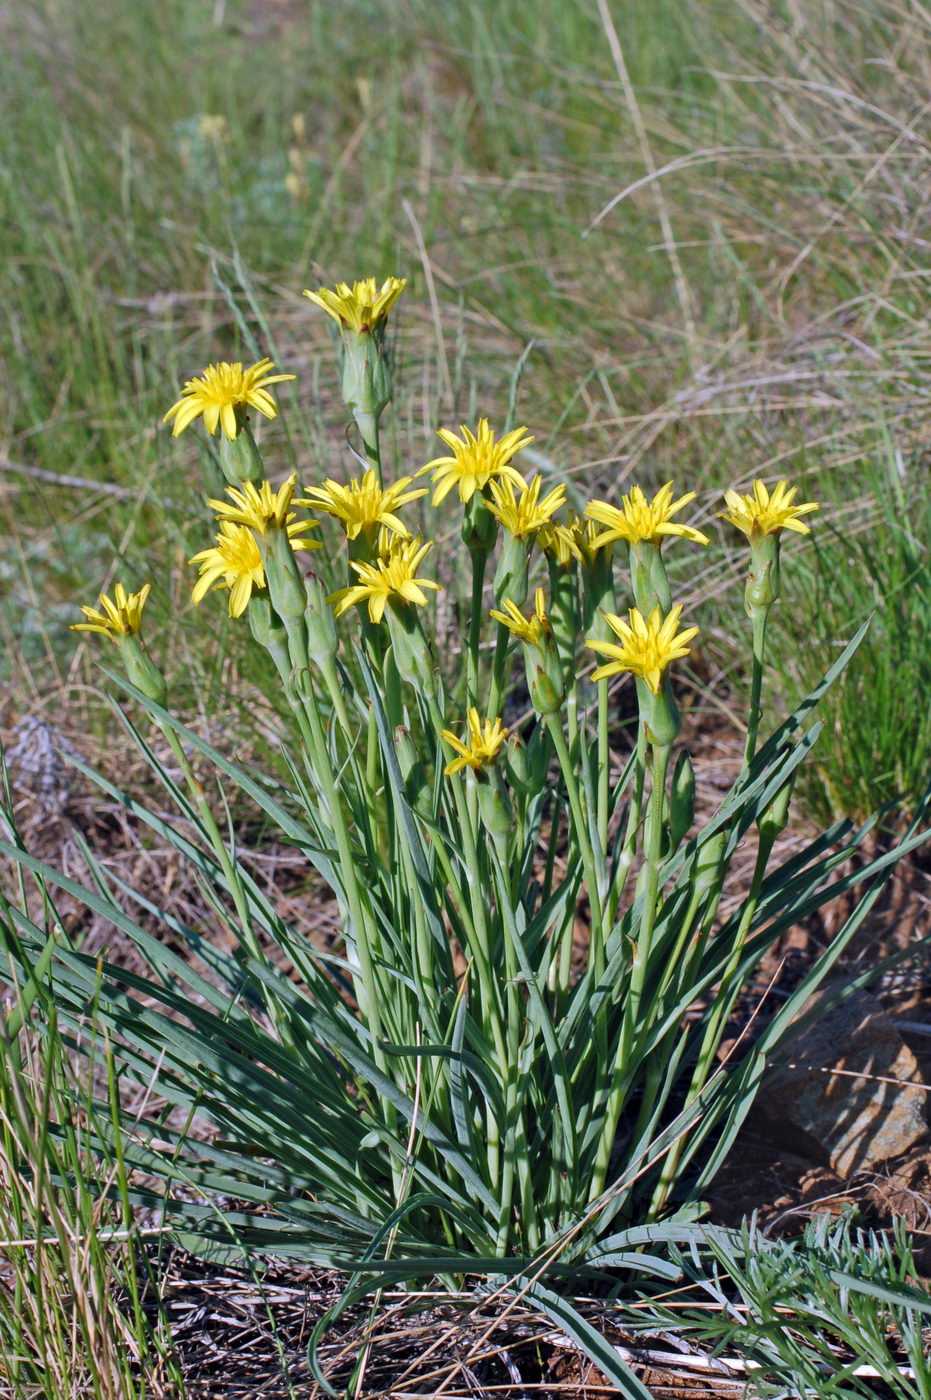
[755,986,928,1178]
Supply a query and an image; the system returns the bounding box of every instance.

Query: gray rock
[756,986,928,1177]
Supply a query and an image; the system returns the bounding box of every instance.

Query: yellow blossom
[163,358,295,440]
[490,588,550,648]
[189,518,314,618]
[329,537,440,624]
[302,277,407,333]
[721,479,819,540]
[537,518,584,568]
[440,709,509,777]
[297,469,427,540]
[207,474,320,543]
[586,482,709,549]
[485,474,567,539]
[586,605,698,694]
[422,419,532,506]
[72,583,152,640]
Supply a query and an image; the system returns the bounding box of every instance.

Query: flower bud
[476,775,514,855]
[693,829,726,895]
[263,527,308,621]
[745,533,781,617]
[506,732,532,793]
[668,750,696,850]
[218,413,264,484]
[304,570,339,666]
[527,656,564,715]
[461,491,498,555]
[116,635,167,707]
[247,593,291,675]
[636,676,680,748]
[493,534,530,609]
[759,773,794,843]
[394,724,430,813]
[386,603,437,696]
[339,324,393,420]
[547,559,581,671]
[630,540,671,614]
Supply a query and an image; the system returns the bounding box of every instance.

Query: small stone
[755,986,928,1178]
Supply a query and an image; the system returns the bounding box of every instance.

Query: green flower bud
[493,533,530,609]
[547,558,581,670]
[116,634,167,707]
[394,724,430,813]
[462,491,498,555]
[386,603,437,695]
[339,323,393,420]
[263,527,308,621]
[636,675,680,747]
[247,593,291,676]
[218,413,264,484]
[304,571,339,666]
[694,829,726,895]
[581,548,616,637]
[759,773,794,843]
[630,540,671,614]
[668,750,696,850]
[476,775,514,855]
[745,532,781,617]
[506,733,533,793]
[527,656,565,715]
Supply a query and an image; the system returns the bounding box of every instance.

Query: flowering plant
[3,277,928,1391]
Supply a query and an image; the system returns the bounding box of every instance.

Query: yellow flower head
[302,277,407,333]
[440,709,509,777]
[485,474,567,540]
[188,517,315,618]
[586,482,709,549]
[207,474,321,544]
[297,469,427,541]
[72,582,152,640]
[537,518,582,565]
[163,358,295,440]
[329,537,441,624]
[721,479,819,540]
[586,604,698,694]
[422,419,533,506]
[490,587,551,648]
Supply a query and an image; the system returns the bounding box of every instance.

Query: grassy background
[2,0,930,820]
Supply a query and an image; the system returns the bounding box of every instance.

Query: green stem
[597,677,610,853]
[590,741,670,1201]
[743,606,769,771]
[487,622,510,717]
[546,716,607,983]
[466,547,488,706]
[354,409,382,485]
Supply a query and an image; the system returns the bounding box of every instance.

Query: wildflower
[72,583,151,639]
[490,588,550,649]
[586,605,698,694]
[72,582,166,705]
[440,709,509,777]
[163,358,295,440]
[330,537,440,624]
[537,518,584,568]
[721,479,819,540]
[586,483,709,549]
[298,470,427,541]
[303,277,407,333]
[207,474,319,541]
[423,419,532,506]
[190,524,264,618]
[486,475,567,539]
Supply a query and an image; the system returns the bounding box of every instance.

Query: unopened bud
[759,773,794,843]
[304,571,339,666]
[493,534,530,609]
[117,635,167,707]
[476,777,514,854]
[668,750,696,849]
[218,414,264,484]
